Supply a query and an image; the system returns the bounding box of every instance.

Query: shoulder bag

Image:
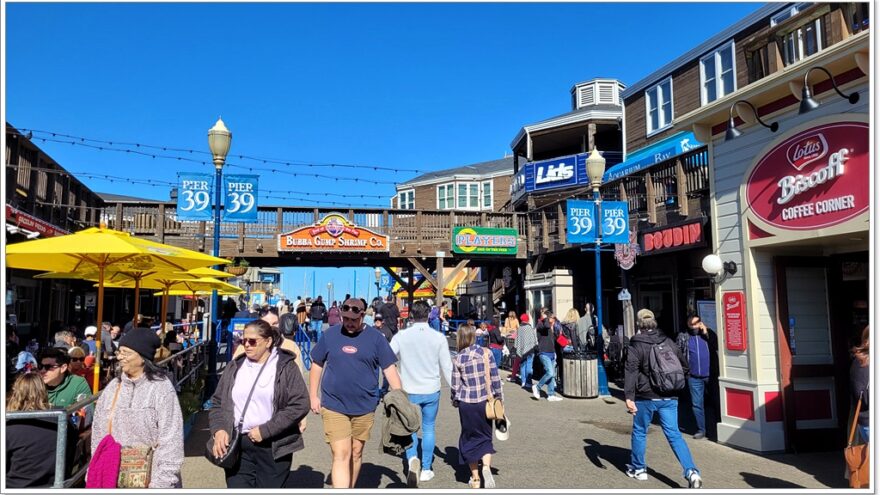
[482,350,504,420]
[845,390,869,488]
[106,381,155,488]
[205,356,271,469]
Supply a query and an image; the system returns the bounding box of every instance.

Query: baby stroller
[604,329,627,386]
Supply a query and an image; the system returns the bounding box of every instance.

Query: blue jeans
[688,376,708,434]
[429,319,441,332]
[310,320,323,342]
[520,354,534,388]
[405,391,441,470]
[490,348,503,369]
[630,399,699,479]
[537,352,557,397]
[859,425,870,444]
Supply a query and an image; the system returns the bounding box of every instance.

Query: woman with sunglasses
[89,327,184,488]
[67,347,95,391]
[210,319,311,488]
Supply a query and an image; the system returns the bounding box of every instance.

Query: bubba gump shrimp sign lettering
[278,214,389,252]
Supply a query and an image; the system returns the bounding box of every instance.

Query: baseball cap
[636,309,655,321]
[373,313,384,321]
[341,298,366,319]
[84,325,98,337]
[519,313,530,323]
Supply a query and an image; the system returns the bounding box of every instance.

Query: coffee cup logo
[785,133,827,171]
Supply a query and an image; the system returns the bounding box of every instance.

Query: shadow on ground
[739,472,805,488]
[582,438,681,488]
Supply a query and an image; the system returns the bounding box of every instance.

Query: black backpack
[647,338,686,393]
[279,313,299,337]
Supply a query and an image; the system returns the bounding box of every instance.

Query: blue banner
[603,131,703,182]
[176,173,213,221]
[223,174,259,222]
[598,201,630,244]
[566,199,629,244]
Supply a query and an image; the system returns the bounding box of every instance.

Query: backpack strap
[848,391,864,447]
[482,350,494,402]
[107,381,123,436]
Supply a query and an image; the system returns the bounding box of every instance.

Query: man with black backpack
[624,309,702,488]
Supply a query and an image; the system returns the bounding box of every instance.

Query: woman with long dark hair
[451,324,503,488]
[88,327,184,488]
[850,325,870,443]
[209,319,310,488]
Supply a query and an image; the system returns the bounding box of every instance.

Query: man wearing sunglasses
[310,297,402,489]
[39,347,92,408]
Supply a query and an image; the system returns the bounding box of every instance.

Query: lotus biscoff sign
[452,227,518,255]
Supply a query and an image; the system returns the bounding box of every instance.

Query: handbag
[205,356,271,469]
[845,391,869,488]
[86,385,123,488]
[555,323,572,348]
[482,351,505,420]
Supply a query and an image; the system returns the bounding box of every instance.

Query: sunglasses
[341,304,365,314]
[70,357,84,362]
[38,363,61,371]
[242,337,265,347]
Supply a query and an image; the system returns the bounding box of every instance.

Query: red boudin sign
[723,291,748,352]
[640,220,706,255]
[745,122,868,230]
[5,204,69,238]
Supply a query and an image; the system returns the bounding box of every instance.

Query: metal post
[207,165,222,396]
[594,189,610,396]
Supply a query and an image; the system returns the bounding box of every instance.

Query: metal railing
[4,342,209,488]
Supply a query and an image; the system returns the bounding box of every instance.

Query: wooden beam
[645,172,657,224]
[557,201,566,246]
[276,207,284,235]
[407,257,437,289]
[676,159,689,217]
[238,222,246,253]
[435,257,445,308]
[587,122,597,151]
[445,259,470,288]
[157,204,166,243]
[115,203,124,231]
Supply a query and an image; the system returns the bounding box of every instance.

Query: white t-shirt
[390,322,453,394]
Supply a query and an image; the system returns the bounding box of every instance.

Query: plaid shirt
[451,345,503,404]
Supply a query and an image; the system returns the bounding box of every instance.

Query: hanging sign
[278,213,389,252]
[723,291,748,351]
[177,173,213,221]
[614,230,640,270]
[223,174,259,222]
[567,200,629,244]
[639,219,706,255]
[451,227,518,255]
[745,121,868,230]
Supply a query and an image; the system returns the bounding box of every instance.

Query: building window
[780,18,823,66]
[645,77,673,135]
[482,181,493,210]
[457,183,479,209]
[700,41,736,104]
[770,3,811,26]
[437,184,454,210]
[397,190,414,210]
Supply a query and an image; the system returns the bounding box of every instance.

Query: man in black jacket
[309,296,327,342]
[378,296,400,336]
[624,309,702,488]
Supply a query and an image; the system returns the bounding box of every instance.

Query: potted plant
[225,258,249,276]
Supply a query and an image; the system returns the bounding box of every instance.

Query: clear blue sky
[5,1,762,300]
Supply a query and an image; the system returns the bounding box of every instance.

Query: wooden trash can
[561,351,598,398]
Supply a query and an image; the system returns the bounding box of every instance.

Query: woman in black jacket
[850,325,869,443]
[209,320,311,488]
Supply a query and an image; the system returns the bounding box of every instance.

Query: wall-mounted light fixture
[796,66,860,114]
[725,100,779,141]
[702,254,738,284]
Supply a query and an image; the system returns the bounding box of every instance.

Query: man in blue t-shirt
[310,297,402,489]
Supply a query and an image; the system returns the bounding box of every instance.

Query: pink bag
[85,384,122,488]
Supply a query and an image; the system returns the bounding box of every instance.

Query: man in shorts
[310,297,402,488]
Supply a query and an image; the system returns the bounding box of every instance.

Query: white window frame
[436,183,455,210]
[770,2,810,26]
[645,76,674,137]
[456,181,480,210]
[481,180,494,210]
[780,18,824,66]
[397,189,414,210]
[700,40,737,105]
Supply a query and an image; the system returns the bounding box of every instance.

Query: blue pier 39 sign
[177,173,213,221]
[566,199,629,244]
[223,174,259,222]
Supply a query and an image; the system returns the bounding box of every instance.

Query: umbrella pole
[93,263,105,394]
[161,287,169,335]
[132,278,141,329]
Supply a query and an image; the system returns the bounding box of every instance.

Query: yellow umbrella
[174,267,235,279]
[6,227,228,392]
[152,287,244,297]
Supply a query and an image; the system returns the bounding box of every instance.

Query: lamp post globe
[702,254,724,275]
[206,117,231,400]
[586,147,607,191]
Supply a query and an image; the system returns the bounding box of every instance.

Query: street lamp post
[374,267,382,301]
[327,282,333,304]
[207,117,231,395]
[586,148,611,397]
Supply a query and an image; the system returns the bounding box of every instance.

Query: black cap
[119,327,161,362]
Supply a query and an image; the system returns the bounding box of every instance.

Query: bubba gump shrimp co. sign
[277,214,389,252]
[745,121,869,231]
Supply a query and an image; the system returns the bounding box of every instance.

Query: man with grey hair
[624,309,702,488]
[53,330,75,351]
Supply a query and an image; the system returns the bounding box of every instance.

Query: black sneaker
[693,431,706,440]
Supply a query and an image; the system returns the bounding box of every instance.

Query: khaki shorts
[321,407,375,444]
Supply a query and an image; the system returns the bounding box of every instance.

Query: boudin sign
[745,121,868,230]
[278,214,388,252]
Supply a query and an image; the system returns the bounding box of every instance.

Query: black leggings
[225,436,293,488]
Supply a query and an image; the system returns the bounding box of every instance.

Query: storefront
[710,101,869,452]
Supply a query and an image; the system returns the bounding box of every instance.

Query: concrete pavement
[181,367,846,489]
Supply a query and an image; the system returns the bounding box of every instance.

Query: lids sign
[745,122,868,230]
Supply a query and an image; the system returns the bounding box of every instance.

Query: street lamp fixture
[797,66,860,115]
[206,117,231,397]
[702,254,738,284]
[327,281,333,303]
[585,147,610,397]
[374,267,382,300]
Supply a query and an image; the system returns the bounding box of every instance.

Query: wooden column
[157,204,166,243]
[435,256,445,308]
[557,201,566,246]
[645,172,657,224]
[276,207,284,235]
[587,122,597,151]
[541,210,549,249]
[676,159,689,217]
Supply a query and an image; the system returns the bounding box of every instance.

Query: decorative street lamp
[374,267,382,301]
[327,281,333,304]
[207,117,231,391]
[585,148,611,397]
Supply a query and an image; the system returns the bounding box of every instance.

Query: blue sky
[5,1,762,299]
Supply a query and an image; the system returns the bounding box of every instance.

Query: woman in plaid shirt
[451,324,504,488]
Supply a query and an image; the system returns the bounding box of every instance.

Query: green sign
[452,227,518,255]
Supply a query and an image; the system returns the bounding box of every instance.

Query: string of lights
[13,127,430,173]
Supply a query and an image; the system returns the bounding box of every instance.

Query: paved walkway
[181,367,846,489]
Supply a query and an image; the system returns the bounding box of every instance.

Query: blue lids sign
[177,173,213,221]
[566,199,629,244]
[525,153,587,192]
[223,175,259,222]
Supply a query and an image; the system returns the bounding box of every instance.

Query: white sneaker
[626,464,648,481]
[407,457,420,488]
[547,395,563,402]
[419,470,434,482]
[532,384,541,400]
[481,466,496,489]
[687,469,702,488]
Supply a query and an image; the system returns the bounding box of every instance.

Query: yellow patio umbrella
[6,226,228,392]
[174,266,235,279]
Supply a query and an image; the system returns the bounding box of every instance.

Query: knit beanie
[119,327,161,362]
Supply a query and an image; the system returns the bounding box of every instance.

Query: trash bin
[561,351,598,398]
